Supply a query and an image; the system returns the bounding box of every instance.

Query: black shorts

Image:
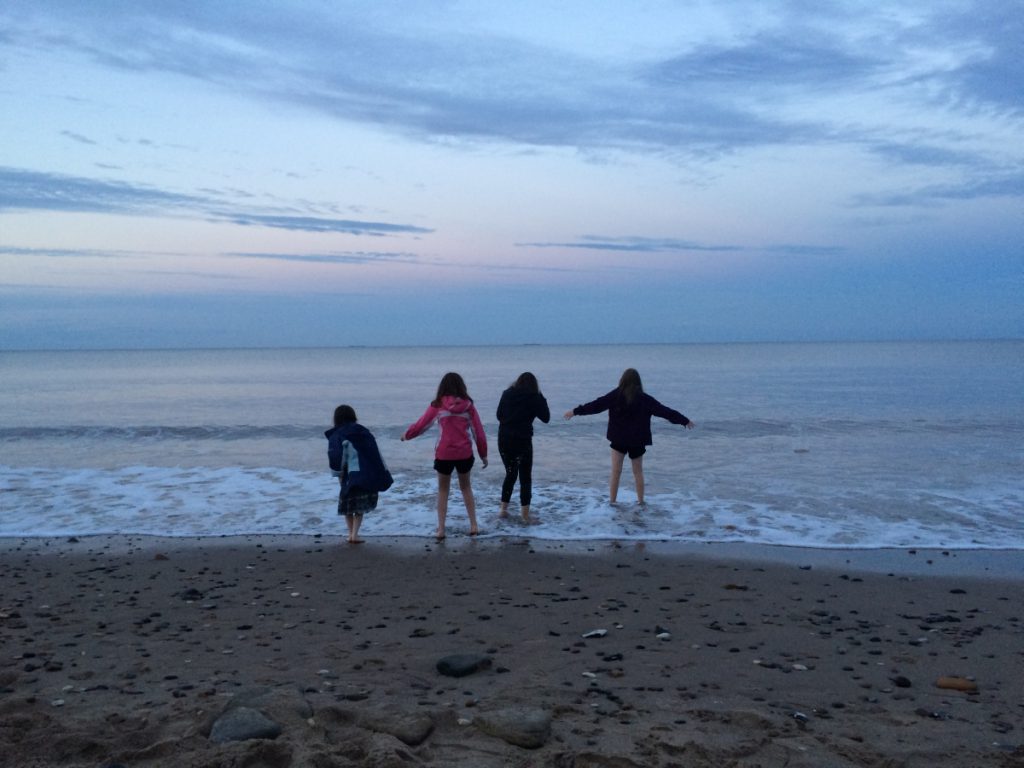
[610,442,646,459]
[434,456,475,475]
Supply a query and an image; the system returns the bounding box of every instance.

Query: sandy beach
[1,535,1021,768]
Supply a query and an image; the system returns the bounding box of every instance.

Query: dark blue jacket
[496,386,550,443]
[573,389,689,448]
[325,422,394,494]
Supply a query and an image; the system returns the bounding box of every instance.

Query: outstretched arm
[647,395,692,428]
[566,390,616,420]
[402,405,439,441]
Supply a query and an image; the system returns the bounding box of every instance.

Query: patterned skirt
[338,488,378,517]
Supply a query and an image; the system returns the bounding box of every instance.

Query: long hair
[512,371,539,394]
[432,371,470,407]
[333,404,357,426]
[617,368,643,405]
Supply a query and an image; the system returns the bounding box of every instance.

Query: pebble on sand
[935,676,979,693]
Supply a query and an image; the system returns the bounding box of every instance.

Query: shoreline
[3,533,1022,581]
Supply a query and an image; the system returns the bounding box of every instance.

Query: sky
[1,0,1021,349]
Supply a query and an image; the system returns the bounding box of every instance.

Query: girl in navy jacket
[564,368,694,504]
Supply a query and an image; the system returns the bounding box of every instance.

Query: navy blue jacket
[573,389,689,448]
[325,422,393,494]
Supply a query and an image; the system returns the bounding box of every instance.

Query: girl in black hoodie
[496,372,550,522]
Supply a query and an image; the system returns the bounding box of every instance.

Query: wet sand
[1,534,1021,767]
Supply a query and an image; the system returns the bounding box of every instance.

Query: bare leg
[349,514,364,543]
[436,472,451,539]
[609,448,626,503]
[499,501,509,519]
[457,471,479,534]
[631,456,645,504]
[521,505,531,523]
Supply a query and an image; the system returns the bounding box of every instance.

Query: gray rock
[358,709,434,746]
[436,653,492,678]
[209,706,283,744]
[225,685,314,720]
[475,706,552,749]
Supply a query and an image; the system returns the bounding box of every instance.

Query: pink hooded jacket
[404,395,488,461]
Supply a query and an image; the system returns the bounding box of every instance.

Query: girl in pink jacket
[402,372,488,540]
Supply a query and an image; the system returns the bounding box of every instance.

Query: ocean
[1,341,1021,549]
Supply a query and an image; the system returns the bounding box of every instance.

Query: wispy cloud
[60,130,98,145]
[867,142,987,168]
[517,236,744,253]
[517,235,845,258]
[225,251,419,265]
[0,245,140,259]
[0,167,203,214]
[213,213,431,236]
[855,169,1024,207]
[0,167,433,236]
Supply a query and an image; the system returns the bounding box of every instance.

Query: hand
[684,421,695,429]
[563,409,575,420]
[481,457,489,468]
[400,435,407,441]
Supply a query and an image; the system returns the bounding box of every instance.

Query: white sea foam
[2,464,1021,549]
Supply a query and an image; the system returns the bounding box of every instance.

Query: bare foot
[348,537,365,544]
[469,528,480,536]
[435,531,446,541]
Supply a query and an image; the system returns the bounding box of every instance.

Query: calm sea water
[1,341,1021,549]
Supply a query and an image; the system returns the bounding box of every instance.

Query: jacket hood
[440,395,473,413]
[325,422,369,439]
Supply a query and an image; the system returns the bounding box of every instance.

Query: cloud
[931,5,1024,115]
[855,169,1024,206]
[0,166,203,214]
[212,213,432,236]
[517,236,744,253]
[868,142,987,168]
[0,245,140,259]
[517,235,845,258]
[60,130,98,145]
[648,34,881,91]
[0,166,434,236]
[225,250,419,265]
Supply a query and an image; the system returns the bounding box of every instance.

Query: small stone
[436,654,492,678]
[935,676,978,692]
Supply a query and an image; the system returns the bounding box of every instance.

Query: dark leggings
[499,437,534,506]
